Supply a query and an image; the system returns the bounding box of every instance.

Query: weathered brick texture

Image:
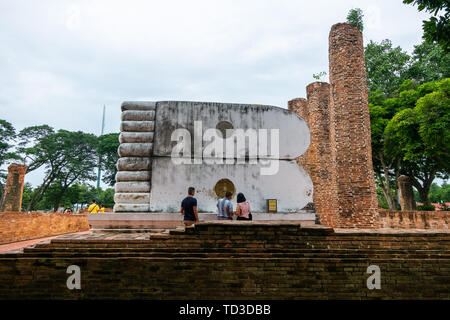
[0,164,27,212]
[0,212,90,244]
[304,82,335,226]
[398,176,416,211]
[377,209,449,229]
[328,23,378,227]
[288,98,309,171]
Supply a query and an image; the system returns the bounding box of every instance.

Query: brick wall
[0,223,448,299]
[377,209,450,229]
[0,212,90,244]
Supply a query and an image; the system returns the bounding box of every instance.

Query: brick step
[91,228,171,234]
[15,247,450,259]
[37,239,450,250]
[46,236,450,244]
[6,250,450,261]
[173,233,450,241]
[22,246,449,255]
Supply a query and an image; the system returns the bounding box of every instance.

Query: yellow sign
[267,199,277,212]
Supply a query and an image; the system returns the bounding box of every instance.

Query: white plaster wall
[153,101,310,160]
[149,158,313,213]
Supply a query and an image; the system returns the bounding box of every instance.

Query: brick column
[0,163,27,212]
[288,98,310,172]
[398,175,416,211]
[288,98,308,122]
[328,23,378,228]
[304,82,337,226]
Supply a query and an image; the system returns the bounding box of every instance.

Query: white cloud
[0,0,433,186]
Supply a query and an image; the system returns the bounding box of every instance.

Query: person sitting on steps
[217,191,234,220]
[235,192,252,221]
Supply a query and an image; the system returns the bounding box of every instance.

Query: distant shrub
[417,203,435,211]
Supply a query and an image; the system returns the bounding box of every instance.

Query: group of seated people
[181,187,252,226]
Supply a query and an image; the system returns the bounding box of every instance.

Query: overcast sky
[0,0,432,187]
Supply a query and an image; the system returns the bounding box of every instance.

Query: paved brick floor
[0,231,92,253]
[1,222,448,254]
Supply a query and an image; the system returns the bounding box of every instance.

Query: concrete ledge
[121,101,156,111]
[121,110,155,121]
[113,204,151,212]
[114,193,150,204]
[115,171,151,182]
[120,121,154,132]
[116,157,152,171]
[119,132,154,143]
[114,182,151,193]
[88,212,317,229]
[88,212,316,221]
[118,143,153,157]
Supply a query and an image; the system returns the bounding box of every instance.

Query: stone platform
[87,211,317,229]
[0,222,449,299]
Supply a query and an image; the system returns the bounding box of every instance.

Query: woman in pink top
[236,193,252,220]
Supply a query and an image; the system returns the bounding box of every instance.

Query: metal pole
[97,105,106,188]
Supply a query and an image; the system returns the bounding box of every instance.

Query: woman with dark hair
[236,192,252,221]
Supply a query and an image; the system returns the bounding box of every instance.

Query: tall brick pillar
[304,82,337,226]
[328,23,378,227]
[0,164,27,212]
[398,175,416,211]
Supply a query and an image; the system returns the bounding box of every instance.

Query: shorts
[183,220,196,226]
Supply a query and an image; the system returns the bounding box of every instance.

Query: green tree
[76,185,115,209]
[365,40,411,97]
[17,125,55,172]
[347,8,364,31]
[407,40,450,82]
[18,128,99,210]
[0,120,20,203]
[21,182,34,211]
[370,102,399,209]
[384,78,450,206]
[98,187,115,208]
[98,133,120,186]
[403,0,450,52]
[428,182,450,202]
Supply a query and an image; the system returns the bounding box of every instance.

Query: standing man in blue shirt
[181,187,199,226]
[217,191,234,220]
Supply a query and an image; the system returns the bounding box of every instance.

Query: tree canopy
[403,0,450,52]
[0,120,17,176]
[17,127,99,210]
[98,133,120,186]
[373,78,450,206]
[365,39,411,97]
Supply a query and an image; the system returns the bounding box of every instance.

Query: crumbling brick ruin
[398,175,416,211]
[289,23,379,228]
[0,164,27,212]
